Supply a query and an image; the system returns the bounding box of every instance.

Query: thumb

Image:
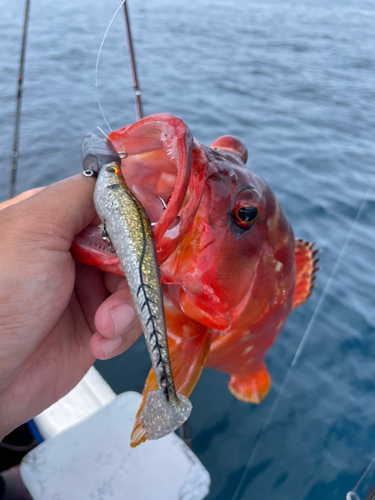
[5,174,97,250]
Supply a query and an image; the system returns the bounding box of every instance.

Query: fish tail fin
[131,322,211,447]
[292,239,320,310]
[228,362,271,404]
[139,390,192,441]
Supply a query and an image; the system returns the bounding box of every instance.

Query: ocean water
[1,0,375,498]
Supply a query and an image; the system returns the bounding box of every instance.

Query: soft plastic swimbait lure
[93,161,191,441]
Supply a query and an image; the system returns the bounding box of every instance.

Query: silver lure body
[93,163,192,440]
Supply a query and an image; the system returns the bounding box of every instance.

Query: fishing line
[95,0,126,133]
[347,455,375,499]
[231,173,375,500]
[97,126,108,138]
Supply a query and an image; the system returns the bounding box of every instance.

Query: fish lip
[108,114,196,264]
[73,115,203,269]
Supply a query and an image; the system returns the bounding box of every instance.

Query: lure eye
[106,165,121,175]
[233,203,259,227]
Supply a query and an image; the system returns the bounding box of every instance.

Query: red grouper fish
[72,113,319,447]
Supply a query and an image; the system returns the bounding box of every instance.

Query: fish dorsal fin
[292,239,320,310]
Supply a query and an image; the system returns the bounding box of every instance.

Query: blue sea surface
[1,0,375,498]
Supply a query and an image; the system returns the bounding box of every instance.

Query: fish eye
[233,203,259,227]
[106,165,121,175]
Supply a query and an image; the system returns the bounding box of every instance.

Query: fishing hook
[150,197,167,227]
[98,222,116,253]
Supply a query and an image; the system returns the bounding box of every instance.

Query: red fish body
[72,114,318,446]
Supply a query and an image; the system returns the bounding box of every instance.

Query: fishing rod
[122,1,143,120]
[9,0,31,200]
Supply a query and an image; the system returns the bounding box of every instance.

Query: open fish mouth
[73,114,203,266]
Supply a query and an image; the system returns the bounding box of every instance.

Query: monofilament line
[97,126,108,138]
[231,174,375,500]
[95,0,126,133]
[350,455,375,497]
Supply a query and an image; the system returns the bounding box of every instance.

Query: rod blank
[10,0,31,199]
[123,1,143,121]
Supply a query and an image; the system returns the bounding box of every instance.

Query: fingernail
[110,304,135,335]
[102,336,122,358]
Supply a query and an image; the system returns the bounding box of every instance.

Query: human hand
[0,175,141,440]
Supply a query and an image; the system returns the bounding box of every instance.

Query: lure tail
[140,390,192,441]
[131,306,211,447]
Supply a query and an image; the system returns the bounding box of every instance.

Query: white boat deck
[20,367,210,500]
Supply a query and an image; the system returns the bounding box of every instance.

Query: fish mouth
[74,114,204,266]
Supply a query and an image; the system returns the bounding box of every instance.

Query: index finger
[2,174,97,250]
[0,187,45,211]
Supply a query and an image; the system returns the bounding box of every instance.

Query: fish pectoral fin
[228,363,271,404]
[131,327,211,448]
[292,238,320,310]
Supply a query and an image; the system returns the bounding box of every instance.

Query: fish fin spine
[292,238,320,310]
